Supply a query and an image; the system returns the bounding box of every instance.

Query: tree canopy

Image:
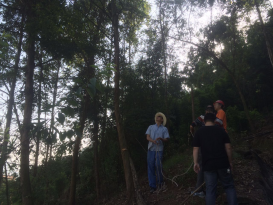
[0,0,273,204]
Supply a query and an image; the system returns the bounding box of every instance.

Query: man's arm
[157,137,168,142]
[147,134,157,144]
[193,147,200,173]
[225,143,233,170]
[190,125,194,134]
[157,128,170,143]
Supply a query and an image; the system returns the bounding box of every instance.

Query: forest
[0,0,273,204]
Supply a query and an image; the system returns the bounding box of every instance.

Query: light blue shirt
[145,124,170,151]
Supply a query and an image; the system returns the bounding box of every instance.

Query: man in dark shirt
[193,113,237,205]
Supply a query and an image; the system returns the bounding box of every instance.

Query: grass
[162,148,196,186]
[163,149,193,171]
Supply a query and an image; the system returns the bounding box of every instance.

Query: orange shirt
[216,109,227,132]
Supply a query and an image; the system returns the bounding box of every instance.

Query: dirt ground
[102,129,273,205]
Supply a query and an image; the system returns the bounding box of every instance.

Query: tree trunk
[99,50,111,196]
[93,97,100,200]
[13,103,22,135]
[21,0,35,203]
[49,66,60,161]
[190,86,195,144]
[112,0,134,203]
[0,10,24,185]
[159,0,168,110]
[68,97,88,205]
[255,0,273,69]
[69,52,94,204]
[129,157,146,205]
[34,56,43,177]
[45,144,49,165]
[191,86,195,122]
[5,163,10,205]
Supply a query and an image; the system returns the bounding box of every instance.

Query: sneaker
[150,187,156,193]
[192,191,205,198]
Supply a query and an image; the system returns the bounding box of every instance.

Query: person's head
[204,113,216,124]
[156,115,163,124]
[213,100,225,111]
[154,112,167,126]
[205,105,214,114]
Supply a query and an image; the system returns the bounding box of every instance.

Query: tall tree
[254,0,273,69]
[0,8,25,185]
[33,53,43,177]
[111,0,134,202]
[20,0,36,203]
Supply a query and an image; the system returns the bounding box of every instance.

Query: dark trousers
[195,149,204,192]
[204,168,238,205]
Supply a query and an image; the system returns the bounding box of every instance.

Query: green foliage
[1,0,273,204]
[0,178,21,204]
[226,106,248,132]
[30,157,72,205]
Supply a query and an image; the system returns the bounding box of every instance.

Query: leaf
[96,81,103,93]
[66,130,74,139]
[67,99,78,107]
[73,77,83,84]
[106,63,116,72]
[57,113,65,125]
[75,87,84,100]
[61,106,75,117]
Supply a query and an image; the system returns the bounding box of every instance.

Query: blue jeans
[204,168,238,205]
[147,150,163,189]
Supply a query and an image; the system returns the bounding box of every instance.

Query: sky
[143,0,273,72]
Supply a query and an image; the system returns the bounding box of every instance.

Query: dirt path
[103,149,269,205]
[102,128,273,205]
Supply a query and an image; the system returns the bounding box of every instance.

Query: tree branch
[13,103,22,136]
[168,35,234,75]
[2,80,10,93]
[0,89,9,95]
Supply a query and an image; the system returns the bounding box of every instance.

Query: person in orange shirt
[213,100,227,132]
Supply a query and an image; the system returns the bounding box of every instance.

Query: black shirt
[193,126,231,171]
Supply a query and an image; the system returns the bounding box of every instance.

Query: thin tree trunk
[5,163,10,205]
[45,144,49,165]
[49,66,60,160]
[93,97,100,200]
[255,0,273,69]
[69,52,94,204]
[69,97,88,205]
[101,69,110,143]
[129,157,146,205]
[34,57,43,177]
[49,144,53,160]
[99,50,111,196]
[191,86,195,122]
[159,0,168,109]
[13,103,22,135]
[21,0,35,203]
[190,86,195,144]
[112,0,134,203]
[0,10,24,185]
